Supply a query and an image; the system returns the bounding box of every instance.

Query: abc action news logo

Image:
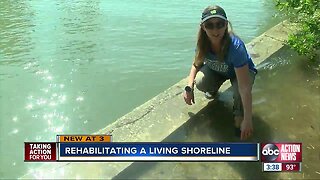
[261,143,302,163]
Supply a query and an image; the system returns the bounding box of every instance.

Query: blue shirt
[204,35,257,79]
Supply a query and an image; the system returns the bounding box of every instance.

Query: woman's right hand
[183,91,195,105]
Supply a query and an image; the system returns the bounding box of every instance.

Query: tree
[275,0,320,60]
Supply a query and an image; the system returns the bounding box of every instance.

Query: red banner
[24,142,56,161]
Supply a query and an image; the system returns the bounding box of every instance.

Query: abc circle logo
[262,144,279,161]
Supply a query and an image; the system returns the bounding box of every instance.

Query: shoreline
[20,20,296,179]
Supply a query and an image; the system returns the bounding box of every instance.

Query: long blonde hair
[194,6,235,66]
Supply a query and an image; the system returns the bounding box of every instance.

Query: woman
[183,5,257,140]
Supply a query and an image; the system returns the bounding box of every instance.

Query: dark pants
[195,65,256,117]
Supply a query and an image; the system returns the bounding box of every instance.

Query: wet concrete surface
[114,47,320,179]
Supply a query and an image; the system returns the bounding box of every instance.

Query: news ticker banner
[261,143,302,172]
[58,142,257,161]
[24,135,302,172]
[25,135,258,162]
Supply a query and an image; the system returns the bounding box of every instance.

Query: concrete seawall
[21,20,296,179]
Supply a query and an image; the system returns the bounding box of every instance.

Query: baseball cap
[201,6,228,24]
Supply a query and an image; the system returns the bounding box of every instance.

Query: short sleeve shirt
[204,35,257,79]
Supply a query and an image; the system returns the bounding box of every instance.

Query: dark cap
[201,6,227,24]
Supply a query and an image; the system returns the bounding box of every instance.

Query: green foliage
[275,0,320,60]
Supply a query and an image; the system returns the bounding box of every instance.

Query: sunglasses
[203,21,226,30]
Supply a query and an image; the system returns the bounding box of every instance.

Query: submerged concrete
[20,21,299,179]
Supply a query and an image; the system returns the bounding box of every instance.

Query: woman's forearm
[188,65,198,88]
[239,87,252,121]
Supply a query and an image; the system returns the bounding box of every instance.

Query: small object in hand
[184,86,193,93]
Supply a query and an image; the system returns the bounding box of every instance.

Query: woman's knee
[195,66,226,93]
[194,71,207,92]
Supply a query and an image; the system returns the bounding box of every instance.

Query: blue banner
[58,143,259,161]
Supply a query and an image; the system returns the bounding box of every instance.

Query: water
[0,0,282,178]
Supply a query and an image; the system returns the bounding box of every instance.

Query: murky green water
[115,47,320,179]
[0,0,285,178]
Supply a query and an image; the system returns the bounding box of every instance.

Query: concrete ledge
[20,21,296,179]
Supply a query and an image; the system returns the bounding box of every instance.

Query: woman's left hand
[240,119,253,140]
